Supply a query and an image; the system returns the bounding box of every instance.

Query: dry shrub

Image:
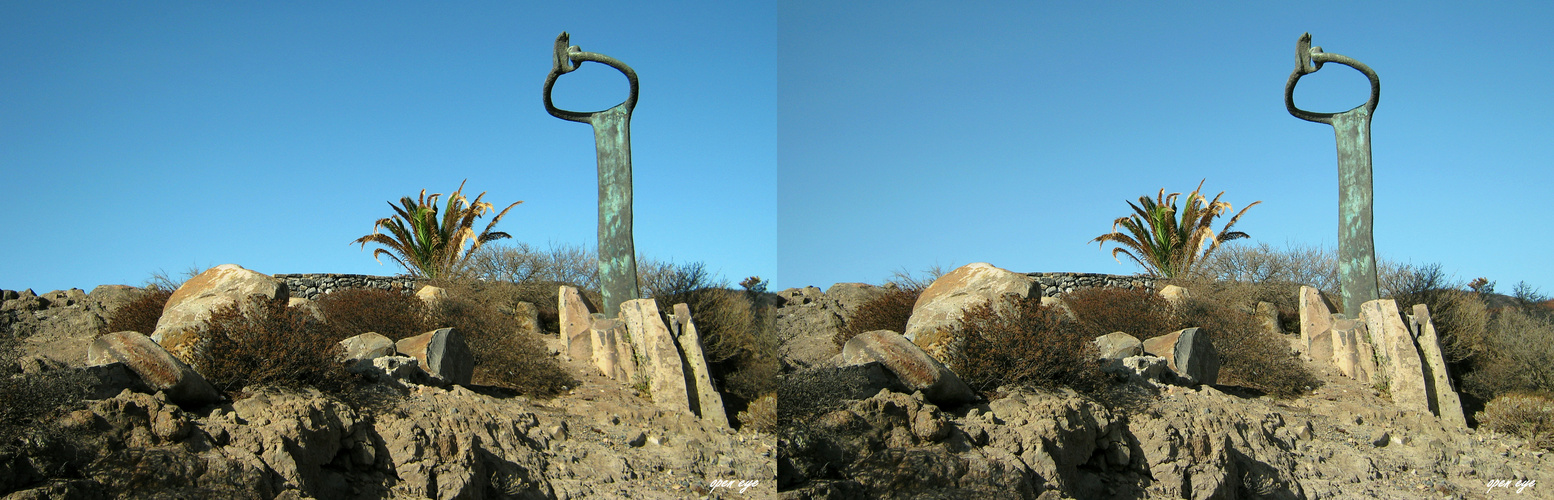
[1463,307,1554,400]
[737,392,777,433]
[200,300,353,394]
[316,287,432,342]
[1168,277,1301,332]
[834,287,921,348]
[1173,296,1317,398]
[1063,286,1182,339]
[431,294,574,398]
[465,241,599,293]
[947,297,1109,396]
[101,288,172,336]
[1475,392,1554,450]
[1194,241,1339,293]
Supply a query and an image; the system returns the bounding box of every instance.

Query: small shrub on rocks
[200,300,354,394]
[834,287,920,348]
[101,288,172,336]
[432,294,575,398]
[737,392,777,433]
[316,287,432,342]
[1173,296,1318,398]
[948,296,1109,396]
[1475,392,1554,450]
[1063,286,1182,340]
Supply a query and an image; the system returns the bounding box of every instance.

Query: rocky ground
[774,281,1554,500]
[1,285,777,499]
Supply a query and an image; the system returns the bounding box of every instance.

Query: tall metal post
[543,32,641,315]
[1284,32,1381,315]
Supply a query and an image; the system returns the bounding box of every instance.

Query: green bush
[1475,392,1554,450]
[947,296,1109,396]
[316,287,433,342]
[199,300,354,394]
[834,287,920,348]
[101,288,172,337]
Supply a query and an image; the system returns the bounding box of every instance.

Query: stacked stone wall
[1026,272,1157,297]
[272,274,417,300]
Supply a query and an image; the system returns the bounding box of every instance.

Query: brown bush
[1463,307,1554,400]
[834,287,921,348]
[1063,286,1183,339]
[316,287,432,342]
[1475,392,1554,450]
[198,300,353,394]
[947,296,1109,396]
[432,294,574,398]
[101,288,172,337]
[1173,296,1318,398]
[736,392,777,433]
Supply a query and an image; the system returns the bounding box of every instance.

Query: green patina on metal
[543,32,641,315]
[1285,32,1380,315]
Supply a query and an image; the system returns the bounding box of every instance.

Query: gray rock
[841,330,975,407]
[1141,327,1220,385]
[87,331,220,406]
[558,286,597,362]
[338,332,396,362]
[395,327,474,386]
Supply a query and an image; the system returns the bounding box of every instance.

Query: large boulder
[903,263,1038,362]
[151,264,289,367]
[338,332,396,362]
[395,327,474,386]
[841,330,975,406]
[87,331,220,406]
[1360,299,1430,416]
[775,286,845,370]
[87,285,153,318]
[1141,327,1220,385]
[1094,332,1143,360]
[825,282,889,321]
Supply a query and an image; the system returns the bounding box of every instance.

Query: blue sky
[5,3,1550,298]
[2,2,776,293]
[778,1,1553,294]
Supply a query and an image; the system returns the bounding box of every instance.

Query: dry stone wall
[272,273,417,299]
[1026,272,1157,297]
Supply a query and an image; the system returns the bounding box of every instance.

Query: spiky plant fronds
[353,179,523,280]
[1092,179,1260,278]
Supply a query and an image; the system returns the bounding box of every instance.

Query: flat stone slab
[842,329,975,406]
[88,331,220,406]
[395,328,474,386]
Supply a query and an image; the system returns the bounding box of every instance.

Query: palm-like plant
[1092,180,1261,278]
[353,180,523,280]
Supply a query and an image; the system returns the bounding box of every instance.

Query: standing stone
[1254,301,1283,335]
[842,330,975,406]
[1299,286,1336,356]
[558,286,597,362]
[1329,319,1366,382]
[414,286,447,307]
[1141,327,1220,385]
[1410,304,1467,428]
[1360,300,1430,416]
[88,331,220,406]
[904,263,1038,363]
[670,303,729,428]
[395,328,474,386]
[588,315,621,380]
[598,312,640,384]
[619,299,691,415]
[151,264,289,368]
[512,301,540,334]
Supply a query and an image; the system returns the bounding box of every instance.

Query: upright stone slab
[396,328,474,386]
[1254,301,1282,335]
[1360,300,1430,415]
[1411,304,1467,428]
[1329,319,1366,382]
[88,331,220,406]
[619,299,691,415]
[670,303,729,428]
[588,315,621,379]
[151,264,289,368]
[903,263,1038,363]
[593,312,639,384]
[558,286,597,362]
[1299,286,1335,356]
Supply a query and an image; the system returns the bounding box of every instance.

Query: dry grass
[947,296,1109,396]
[100,288,172,337]
[316,286,432,342]
[1173,295,1318,398]
[833,287,920,348]
[431,293,575,398]
[1476,392,1554,450]
[199,300,355,394]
